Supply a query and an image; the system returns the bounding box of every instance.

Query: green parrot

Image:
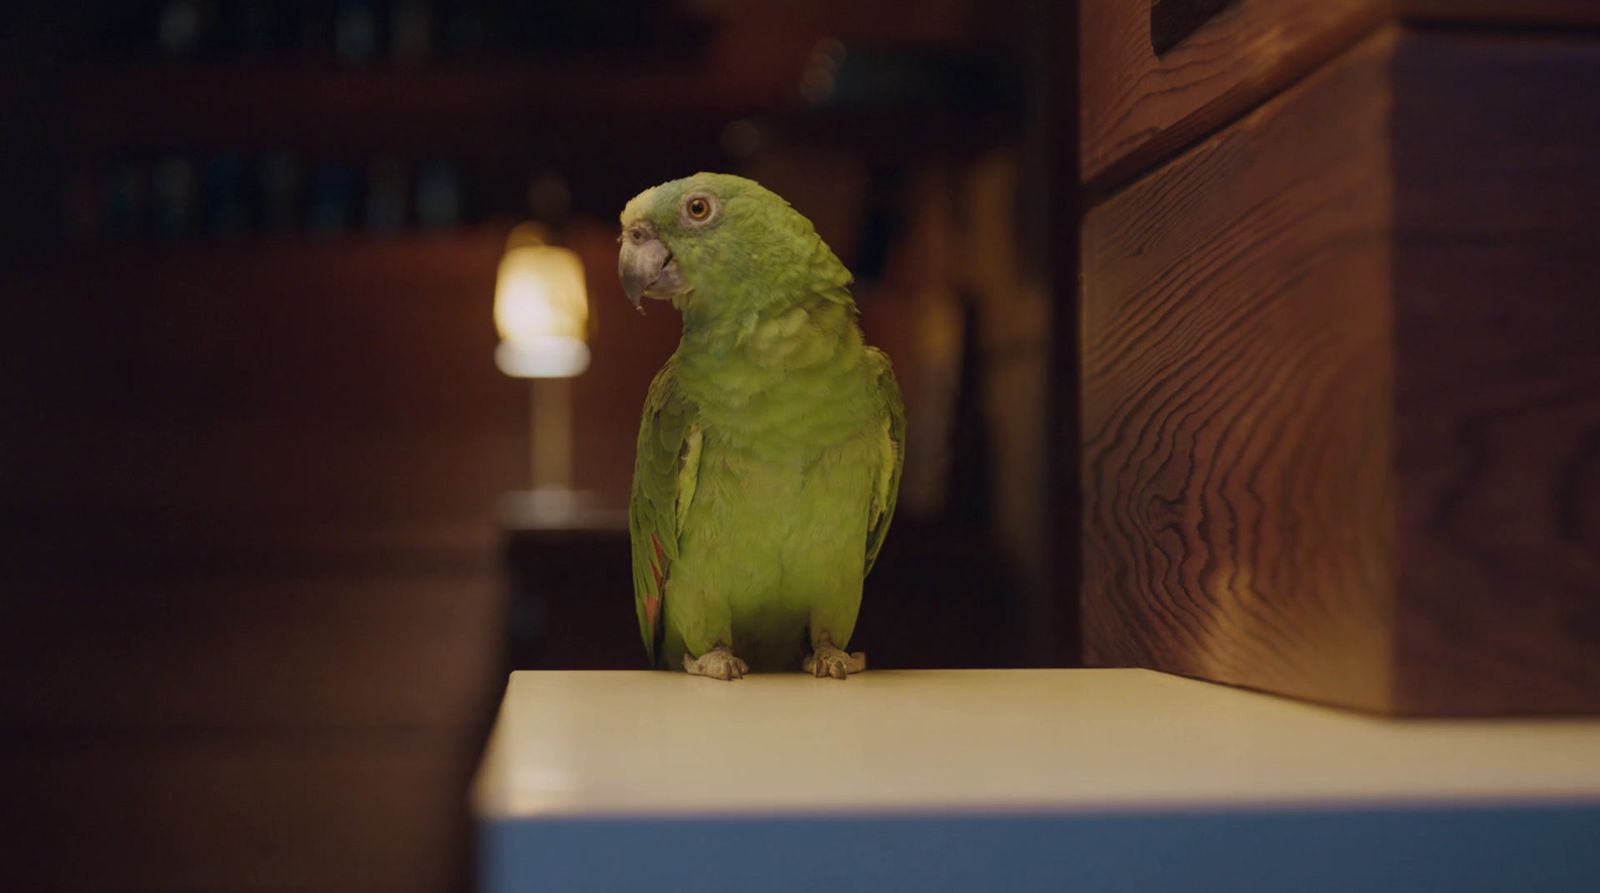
[618,172,905,680]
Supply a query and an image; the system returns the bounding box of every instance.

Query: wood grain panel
[1079,0,1384,190]
[1082,32,1398,710]
[1389,33,1600,713]
[1083,27,1600,713]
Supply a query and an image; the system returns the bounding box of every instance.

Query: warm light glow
[493,224,590,378]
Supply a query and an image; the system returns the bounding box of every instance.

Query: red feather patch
[649,534,666,587]
[646,533,668,632]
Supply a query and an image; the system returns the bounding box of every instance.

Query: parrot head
[617,172,851,315]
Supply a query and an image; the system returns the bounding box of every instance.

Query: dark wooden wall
[0,3,1062,888]
[1,234,524,890]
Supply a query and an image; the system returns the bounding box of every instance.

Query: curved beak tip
[618,225,673,311]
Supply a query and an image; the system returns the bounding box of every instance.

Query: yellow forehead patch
[620,186,660,226]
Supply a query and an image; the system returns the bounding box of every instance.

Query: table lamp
[493,222,590,524]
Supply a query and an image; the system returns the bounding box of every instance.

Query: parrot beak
[618,220,681,312]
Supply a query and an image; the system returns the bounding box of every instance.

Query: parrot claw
[683,646,750,680]
[803,643,867,679]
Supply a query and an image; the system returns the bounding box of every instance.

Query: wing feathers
[629,359,699,666]
[863,348,906,577]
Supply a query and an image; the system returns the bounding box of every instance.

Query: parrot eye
[681,193,717,226]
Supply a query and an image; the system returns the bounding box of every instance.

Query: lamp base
[498,488,624,531]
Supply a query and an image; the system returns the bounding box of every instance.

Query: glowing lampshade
[493,224,590,378]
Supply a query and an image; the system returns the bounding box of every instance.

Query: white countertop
[473,668,1600,820]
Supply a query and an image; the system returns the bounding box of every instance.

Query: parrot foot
[683,646,750,680]
[803,641,866,679]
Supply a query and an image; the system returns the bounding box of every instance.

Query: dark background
[0,1,1078,889]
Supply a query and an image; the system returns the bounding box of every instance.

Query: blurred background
[0,1,1077,889]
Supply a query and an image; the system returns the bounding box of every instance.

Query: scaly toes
[803,646,866,679]
[802,652,826,677]
[684,649,749,680]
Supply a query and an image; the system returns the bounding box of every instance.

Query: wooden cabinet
[1081,0,1384,188]
[1080,8,1600,714]
[1082,33,1396,711]
[1081,1,1600,188]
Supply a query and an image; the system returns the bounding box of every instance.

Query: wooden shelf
[51,61,793,157]
[475,669,1600,891]
[19,226,509,266]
